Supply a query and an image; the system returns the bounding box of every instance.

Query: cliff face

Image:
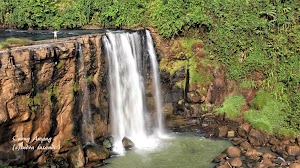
[0,35,109,165]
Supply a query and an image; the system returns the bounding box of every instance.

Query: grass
[0,38,32,49]
[243,91,290,135]
[215,94,245,120]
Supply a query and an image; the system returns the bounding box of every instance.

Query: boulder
[245,148,263,158]
[261,157,274,167]
[286,146,300,156]
[290,163,300,168]
[226,146,241,158]
[228,157,242,167]
[248,128,267,146]
[269,136,280,145]
[240,141,252,151]
[103,137,112,149]
[237,123,251,138]
[85,144,109,163]
[297,137,300,146]
[122,137,135,150]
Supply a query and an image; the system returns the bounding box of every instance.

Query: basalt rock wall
[0,34,110,166]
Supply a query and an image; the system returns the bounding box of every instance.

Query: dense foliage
[0,0,299,134]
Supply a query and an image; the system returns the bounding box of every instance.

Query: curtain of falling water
[103,32,147,154]
[146,30,164,135]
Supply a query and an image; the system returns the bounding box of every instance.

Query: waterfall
[78,44,94,144]
[146,30,164,135]
[103,30,164,154]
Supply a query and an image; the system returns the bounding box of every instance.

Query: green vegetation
[0,38,32,49]
[73,82,79,93]
[244,91,286,134]
[0,0,299,134]
[0,165,12,168]
[216,95,245,120]
[160,38,213,90]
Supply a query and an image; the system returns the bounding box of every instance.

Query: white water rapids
[103,30,165,154]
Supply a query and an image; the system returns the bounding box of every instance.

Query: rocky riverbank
[176,112,300,168]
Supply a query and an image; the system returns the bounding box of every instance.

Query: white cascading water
[146,30,164,135]
[78,44,95,144]
[103,30,164,154]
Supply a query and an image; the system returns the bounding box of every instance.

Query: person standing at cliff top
[53,30,59,40]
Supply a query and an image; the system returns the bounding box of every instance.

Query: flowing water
[78,44,94,144]
[146,30,164,135]
[103,30,164,154]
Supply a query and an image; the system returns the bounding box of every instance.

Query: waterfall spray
[103,30,165,154]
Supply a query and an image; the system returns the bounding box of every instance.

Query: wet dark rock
[122,137,135,150]
[0,142,25,165]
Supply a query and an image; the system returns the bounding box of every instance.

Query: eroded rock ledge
[0,34,110,166]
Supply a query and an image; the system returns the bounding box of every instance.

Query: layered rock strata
[0,34,109,166]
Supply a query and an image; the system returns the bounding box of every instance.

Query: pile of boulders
[213,123,300,168]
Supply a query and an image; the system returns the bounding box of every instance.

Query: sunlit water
[103,133,231,168]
